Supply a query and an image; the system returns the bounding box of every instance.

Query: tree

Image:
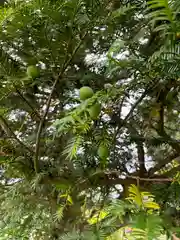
[1,0,180,239]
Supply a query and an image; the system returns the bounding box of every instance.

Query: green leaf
[126,185,143,207]
[55,206,64,221]
[110,4,135,19]
[88,210,108,225]
[60,194,73,205]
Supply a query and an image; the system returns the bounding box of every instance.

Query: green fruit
[79,86,94,101]
[89,103,101,119]
[97,145,109,159]
[27,65,40,79]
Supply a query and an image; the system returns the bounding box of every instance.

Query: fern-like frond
[147,0,175,24]
[60,230,81,240]
[126,184,160,210]
[62,135,83,160]
[126,185,144,207]
[147,0,177,39]
[54,115,76,135]
[54,205,64,221]
[107,200,132,220]
[110,3,135,20]
[125,228,146,240]
[129,214,163,240]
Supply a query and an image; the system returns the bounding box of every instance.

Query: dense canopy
[1,0,180,239]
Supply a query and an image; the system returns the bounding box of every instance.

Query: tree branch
[148,152,179,176]
[160,163,180,177]
[74,170,173,191]
[123,89,149,122]
[112,81,159,143]
[125,122,147,176]
[156,128,180,153]
[14,87,41,122]
[34,33,87,173]
[154,82,180,153]
[0,116,33,153]
[130,135,180,144]
[137,142,146,177]
[158,103,164,134]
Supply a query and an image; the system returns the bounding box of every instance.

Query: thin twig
[148,152,179,176]
[124,88,150,122]
[76,170,173,191]
[112,85,152,144]
[34,33,87,173]
[14,87,41,121]
[127,175,173,182]
[104,170,173,182]
[0,116,33,153]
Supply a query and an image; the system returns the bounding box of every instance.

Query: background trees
[1,0,180,239]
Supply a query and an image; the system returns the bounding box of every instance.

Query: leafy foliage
[1,0,180,239]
